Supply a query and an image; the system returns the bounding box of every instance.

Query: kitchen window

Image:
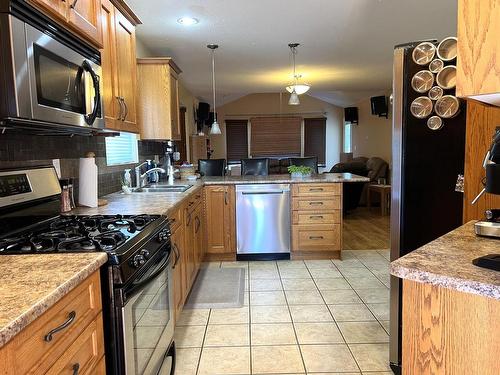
[250,116,301,157]
[344,122,352,153]
[105,132,139,166]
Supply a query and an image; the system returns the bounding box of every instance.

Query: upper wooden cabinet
[28,0,103,47]
[204,185,236,259]
[100,0,139,133]
[137,58,183,140]
[456,0,500,105]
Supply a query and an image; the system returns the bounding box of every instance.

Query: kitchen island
[391,222,500,375]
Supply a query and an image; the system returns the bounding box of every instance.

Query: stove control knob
[140,249,150,259]
[158,229,170,242]
[131,254,146,268]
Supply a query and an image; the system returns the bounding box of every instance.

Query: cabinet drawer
[292,197,341,211]
[187,190,203,213]
[292,210,341,225]
[292,183,341,196]
[1,271,102,374]
[292,225,341,251]
[46,314,104,375]
[169,207,182,232]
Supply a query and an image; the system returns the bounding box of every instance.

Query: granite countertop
[0,253,107,348]
[202,173,369,185]
[391,221,500,299]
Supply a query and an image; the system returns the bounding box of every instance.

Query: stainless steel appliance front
[1,14,104,129]
[236,184,291,255]
[119,249,175,375]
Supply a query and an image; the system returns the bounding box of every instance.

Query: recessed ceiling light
[177,17,199,26]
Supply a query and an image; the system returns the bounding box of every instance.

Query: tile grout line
[247,263,253,375]
[277,260,308,374]
[195,308,212,375]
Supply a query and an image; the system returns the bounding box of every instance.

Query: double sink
[132,184,193,193]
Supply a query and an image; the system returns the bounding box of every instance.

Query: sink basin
[133,185,193,193]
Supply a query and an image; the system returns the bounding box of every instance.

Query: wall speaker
[370,96,388,118]
[197,102,210,122]
[205,111,215,126]
[344,107,358,124]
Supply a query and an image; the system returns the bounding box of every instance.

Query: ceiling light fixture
[207,44,221,135]
[286,43,310,105]
[177,17,199,26]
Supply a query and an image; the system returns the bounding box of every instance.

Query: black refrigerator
[389,40,467,373]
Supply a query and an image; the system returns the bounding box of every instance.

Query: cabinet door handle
[310,215,324,219]
[309,188,324,192]
[44,311,76,342]
[69,0,78,9]
[195,216,201,233]
[122,98,129,121]
[186,212,192,226]
[309,236,324,240]
[224,190,228,205]
[116,96,123,121]
[172,244,180,268]
[72,363,80,375]
[309,201,323,205]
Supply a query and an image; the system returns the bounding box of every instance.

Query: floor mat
[184,267,246,309]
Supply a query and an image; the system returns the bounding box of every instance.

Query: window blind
[225,119,249,163]
[250,116,301,157]
[105,132,139,166]
[304,117,326,164]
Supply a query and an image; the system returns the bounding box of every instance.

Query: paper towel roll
[79,156,98,208]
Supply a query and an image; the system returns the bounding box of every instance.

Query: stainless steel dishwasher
[236,184,291,260]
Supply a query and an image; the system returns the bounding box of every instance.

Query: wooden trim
[402,279,500,375]
[136,58,182,74]
[110,0,142,25]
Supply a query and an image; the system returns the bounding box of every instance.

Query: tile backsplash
[0,133,165,197]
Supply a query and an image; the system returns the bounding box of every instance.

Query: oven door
[24,22,104,128]
[121,247,175,375]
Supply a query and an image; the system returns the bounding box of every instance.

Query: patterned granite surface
[0,253,107,348]
[391,222,500,299]
[202,173,369,185]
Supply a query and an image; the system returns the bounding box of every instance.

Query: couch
[329,156,389,213]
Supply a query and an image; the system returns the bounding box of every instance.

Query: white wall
[350,93,392,165]
[210,93,343,171]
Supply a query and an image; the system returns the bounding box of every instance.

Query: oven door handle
[126,251,172,297]
[75,60,101,126]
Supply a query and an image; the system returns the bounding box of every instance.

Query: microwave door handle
[76,61,101,125]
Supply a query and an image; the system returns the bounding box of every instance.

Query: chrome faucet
[139,167,166,188]
[134,161,149,188]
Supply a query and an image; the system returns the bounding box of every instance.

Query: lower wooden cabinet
[291,183,342,259]
[0,271,105,374]
[204,185,236,260]
[171,217,186,321]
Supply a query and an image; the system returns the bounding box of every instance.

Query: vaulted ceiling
[128,0,458,107]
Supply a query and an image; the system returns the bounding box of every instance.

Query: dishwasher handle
[241,191,287,195]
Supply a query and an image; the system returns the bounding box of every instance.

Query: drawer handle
[309,188,324,192]
[195,216,201,233]
[309,202,324,205]
[72,363,80,375]
[309,236,324,240]
[69,0,79,9]
[310,215,324,219]
[172,243,180,268]
[44,311,76,342]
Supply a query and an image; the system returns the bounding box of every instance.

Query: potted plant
[288,165,313,178]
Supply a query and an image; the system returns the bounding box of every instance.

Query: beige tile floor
[174,249,392,375]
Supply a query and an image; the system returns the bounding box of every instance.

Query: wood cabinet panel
[462,101,500,222]
[292,197,341,211]
[137,58,182,140]
[28,0,66,20]
[0,271,103,375]
[190,135,208,165]
[292,183,341,197]
[456,0,500,99]
[292,224,341,251]
[292,210,341,225]
[46,313,104,375]
[402,279,500,375]
[114,11,138,132]
[204,186,236,257]
[171,220,186,321]
[67,0,103,47]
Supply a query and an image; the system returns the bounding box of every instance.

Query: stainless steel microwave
[0,13,104,131]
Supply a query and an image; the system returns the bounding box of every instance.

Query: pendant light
[287,43,310,105]
[207,44,221,135]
